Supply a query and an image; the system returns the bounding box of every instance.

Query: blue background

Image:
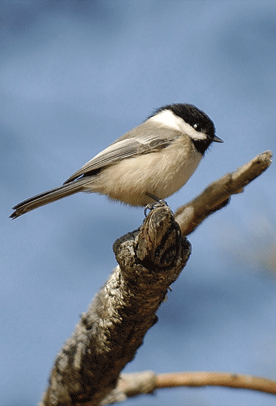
[2,1,276,405]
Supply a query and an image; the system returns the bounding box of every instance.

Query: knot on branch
[137,203,190,269]
[113,202,191,286]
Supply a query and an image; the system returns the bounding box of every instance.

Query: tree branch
[39,150,273,406]
[39,204,190,406]
[175,150,273,235]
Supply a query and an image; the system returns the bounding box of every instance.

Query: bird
[10,103,223,219]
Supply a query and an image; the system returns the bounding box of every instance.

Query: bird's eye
[193,123,201,131]
[193,123,203,132]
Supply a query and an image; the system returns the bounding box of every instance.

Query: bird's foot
[144,192,168,216]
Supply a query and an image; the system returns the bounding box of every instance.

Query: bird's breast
[89,136,202,206]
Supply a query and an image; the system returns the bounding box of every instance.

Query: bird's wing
[64,123,179,183]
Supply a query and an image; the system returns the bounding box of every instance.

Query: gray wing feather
[64,122,179,183]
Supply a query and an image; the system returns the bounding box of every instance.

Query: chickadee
[10,104,223,219]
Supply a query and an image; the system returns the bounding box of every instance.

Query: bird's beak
[213,135,223,143]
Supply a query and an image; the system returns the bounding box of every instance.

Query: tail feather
[10,179,89,219]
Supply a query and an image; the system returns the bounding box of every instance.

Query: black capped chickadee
[10,104,223,219]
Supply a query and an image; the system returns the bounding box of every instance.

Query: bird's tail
[10,178,89,219]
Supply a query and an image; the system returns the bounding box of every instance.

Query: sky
[1,1,276,406]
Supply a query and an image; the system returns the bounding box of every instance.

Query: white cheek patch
[150,109,208,141]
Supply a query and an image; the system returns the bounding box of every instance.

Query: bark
[39,204,190,406]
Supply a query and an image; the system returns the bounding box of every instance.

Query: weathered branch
[39,204,190,406]
[99,371,276,404]
[39,151,273,406]
[175,150,273,235]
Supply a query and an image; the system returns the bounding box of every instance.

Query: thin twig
[100,370,276,404]
[156,371,276,395]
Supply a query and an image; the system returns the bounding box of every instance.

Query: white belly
[88,137,202,206]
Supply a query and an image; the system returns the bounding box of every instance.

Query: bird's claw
[144,192,168,217]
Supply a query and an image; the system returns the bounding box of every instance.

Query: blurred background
[2,1,276,405]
